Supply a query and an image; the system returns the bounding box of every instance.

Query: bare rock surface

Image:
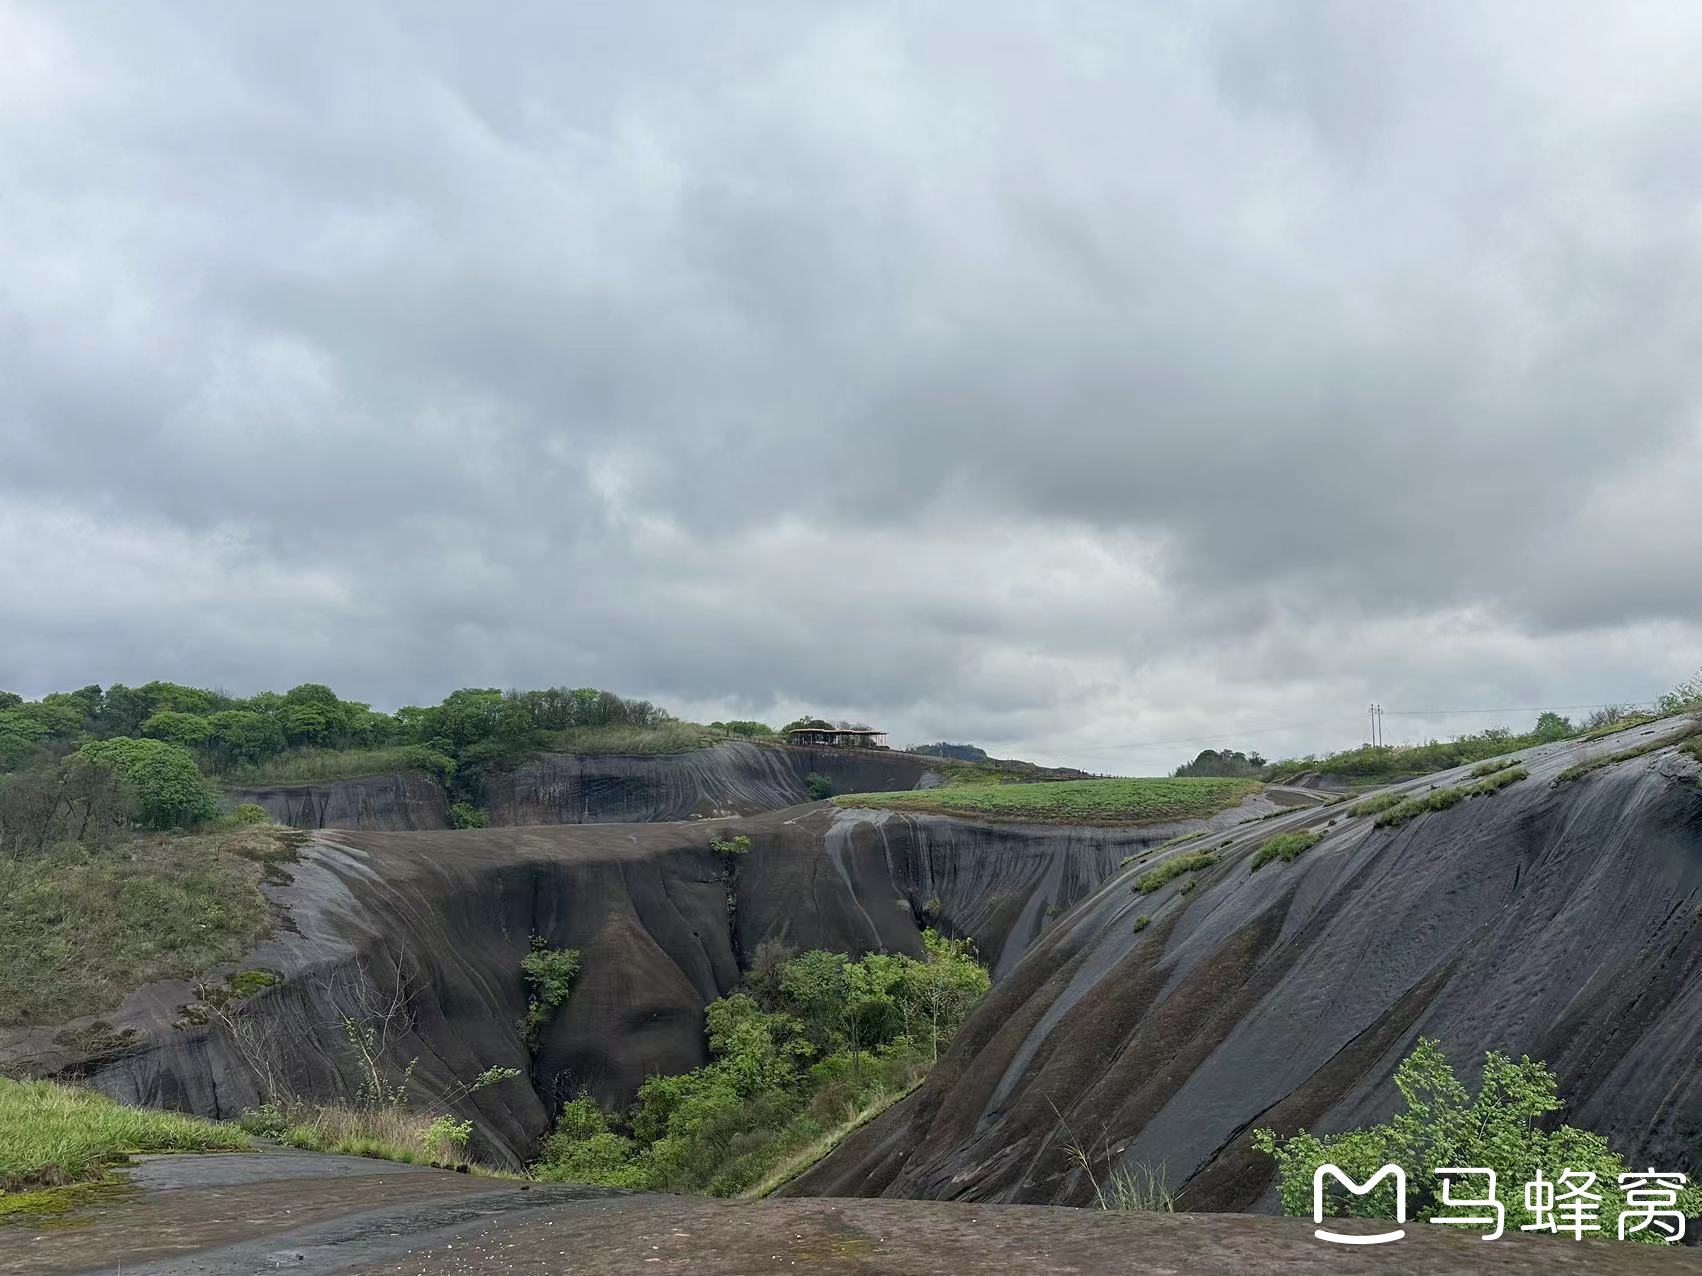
[9,1151,1692,1276]
[789,718,1702,1210]
[225,772,451,831]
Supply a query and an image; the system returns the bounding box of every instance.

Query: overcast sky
[3,1,1700,773]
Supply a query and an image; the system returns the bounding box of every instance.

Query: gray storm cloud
[2,0,1699,772]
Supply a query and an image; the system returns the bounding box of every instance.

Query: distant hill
[908,742,989,763]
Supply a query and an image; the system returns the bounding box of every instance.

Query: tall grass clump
[1349,791,1406,818]
[1470,758,1520,778]
[1134,852,1218,894]
[1250,829,1323,872]
[1375,768,1527,828]
[0,1078,248,1193]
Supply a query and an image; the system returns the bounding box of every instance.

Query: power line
[1381,699,1659,716]
[1068,696,1663,754]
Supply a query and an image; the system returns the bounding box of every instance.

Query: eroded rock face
[478,741,942,825]
[225,773,451,830]
[13,802,1190,1167]
[787,720,1702,1209]
[227,742,945,830]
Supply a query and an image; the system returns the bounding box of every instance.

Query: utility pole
[1368,703,1384,747]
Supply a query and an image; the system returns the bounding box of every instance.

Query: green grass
[538,722,727,755]
[835,777,1260,826]
[1470,758,1520,778]
[1132,914,1151,933]
[1555,731,1701,786]
[0,824,299,1026]
[1349,791,1407,818]
[1250,828,1323,872]
[1375,768,1528,828]
[224,744,453,785]
[737,1079,923,1200]
[0,1078,249,1195]
[1134,851,1219,894]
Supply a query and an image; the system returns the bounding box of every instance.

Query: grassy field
[835,776,1260,826]
[0,824,298,1026]
[0,1079,249,1200]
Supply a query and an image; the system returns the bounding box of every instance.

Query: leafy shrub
[534,931,989,1196]
[224,969,281,1000]
[75,738,217,829]
[1250,828,1323,872]
[805,772,834,800]
[229,802,268,825]
[1131,914,1151,933]
[1657,669,1702,716]
[423,1116,474,1163]
[519,940,582,1047]
[1253,1038,1702,1243]
[711,834,752,864]
[449,802,488,829]
[237,1102,289,1139]
[1134,851,1218,895]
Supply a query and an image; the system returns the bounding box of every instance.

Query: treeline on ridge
[0,680,681,842]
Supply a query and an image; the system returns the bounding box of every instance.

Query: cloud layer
[4,1,1699,771]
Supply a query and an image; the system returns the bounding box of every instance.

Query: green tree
[204,710,286,769]
[75,738,217,829]
[141,710,213,748]
[519,940,582,1046]
[1531,711,1574,742]
[902,930,992,1061]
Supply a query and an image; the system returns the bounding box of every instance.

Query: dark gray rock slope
[786,718,1702,1209]
[479,740,942,825]
[4,799,1221,1167]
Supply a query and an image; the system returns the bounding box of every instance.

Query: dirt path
[5,1151,1696,1275]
